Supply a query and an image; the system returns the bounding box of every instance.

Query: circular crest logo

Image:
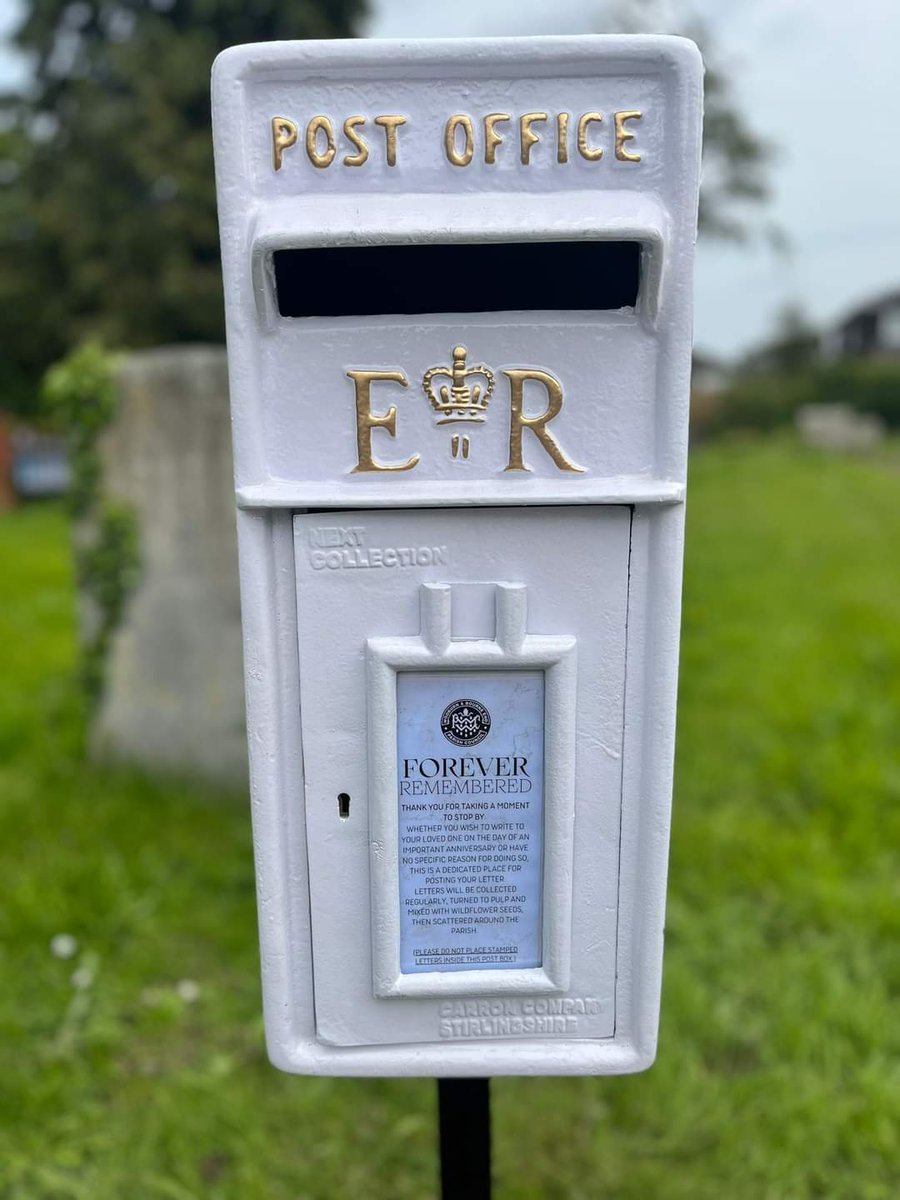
[440,698,491,747]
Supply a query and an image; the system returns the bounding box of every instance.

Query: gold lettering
[503,369,584,473]
[444,115,474,167]
[342,116,369,167]
[271,117,298,171]
[557,113,569,163]
[306,115,336,169]
[614,110,642,161]
[348,370,419,473]
[577,113,603,161]
[484,113,511,165]
[520,112,548,165]
[374,115,407,167]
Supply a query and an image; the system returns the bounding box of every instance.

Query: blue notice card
[396,671,545,973]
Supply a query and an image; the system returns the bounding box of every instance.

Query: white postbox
[212,35,702,1076]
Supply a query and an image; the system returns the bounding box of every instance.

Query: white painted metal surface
[212,34,703,1076]
[295,506,628,1048]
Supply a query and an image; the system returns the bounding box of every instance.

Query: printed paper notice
[397,671,544,973]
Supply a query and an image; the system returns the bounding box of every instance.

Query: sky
[2,0,899,360]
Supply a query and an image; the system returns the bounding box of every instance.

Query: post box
[212,35,702,1076]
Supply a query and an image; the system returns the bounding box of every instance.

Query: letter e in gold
[614,111,642,161]
[348,370,419,473]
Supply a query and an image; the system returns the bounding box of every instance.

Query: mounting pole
[437,1078,491,1200]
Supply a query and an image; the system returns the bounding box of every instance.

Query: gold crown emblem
[422,346,495,426]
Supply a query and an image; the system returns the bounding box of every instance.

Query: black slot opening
[273,240,641,319]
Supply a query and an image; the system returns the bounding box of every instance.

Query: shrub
[709,357,900,436]
[41,343,140,707]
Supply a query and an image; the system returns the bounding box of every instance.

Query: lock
[212,34,703,1076]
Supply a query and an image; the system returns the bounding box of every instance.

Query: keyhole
[337,792,351,819]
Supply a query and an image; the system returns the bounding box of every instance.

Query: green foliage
[43,342,118,518]
[708,370,811,434]
[41,343,140,706]
[0,0,369,417]
[810,357,900,428]
[1,441,899,1197]
[697,51,771,241]
[711,357,900,436]
[77,500,141,703]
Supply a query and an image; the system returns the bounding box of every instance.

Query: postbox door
[294,506,630,1048]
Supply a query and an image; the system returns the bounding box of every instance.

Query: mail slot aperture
[272,241,642,318]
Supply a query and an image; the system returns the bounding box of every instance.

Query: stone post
[91,346,247,784]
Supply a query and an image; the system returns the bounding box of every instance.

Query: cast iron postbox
[212,34,703,1076]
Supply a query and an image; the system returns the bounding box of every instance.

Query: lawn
[1,438,898,1198]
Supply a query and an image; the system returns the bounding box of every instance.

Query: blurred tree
[603,0,773,241]
[0,0,368,416]
[697,49,772,242]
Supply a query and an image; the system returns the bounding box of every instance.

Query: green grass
[1,438,899,1198]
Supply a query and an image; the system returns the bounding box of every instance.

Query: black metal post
[437,1078,491,1200]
